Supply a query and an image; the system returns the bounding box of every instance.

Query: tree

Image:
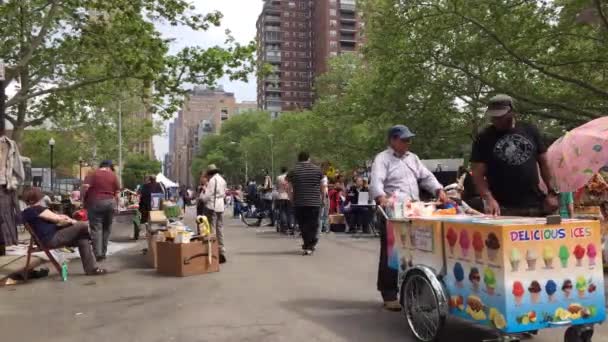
[359,0,608,126]
[122,154,161,190]
[0,0,256,141]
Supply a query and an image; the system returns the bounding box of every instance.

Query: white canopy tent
[156,173,179,188]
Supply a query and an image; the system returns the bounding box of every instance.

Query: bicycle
[239,200,274,227]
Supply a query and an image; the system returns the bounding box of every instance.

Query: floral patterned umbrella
[547,116,608,192]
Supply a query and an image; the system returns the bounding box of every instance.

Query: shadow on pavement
[236,250,301,257]
[282,298,501,341]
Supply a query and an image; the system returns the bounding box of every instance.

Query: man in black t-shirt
[471,94,558,216]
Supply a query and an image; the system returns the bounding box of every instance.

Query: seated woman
[22,188,106,276]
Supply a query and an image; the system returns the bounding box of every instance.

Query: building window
[330,41,338,49]
[299,32,305,38]
[330,20,337,28]
[289,1,295,7]
[330,51,338,57]
[330,30,337,37]
[330,9,337,16]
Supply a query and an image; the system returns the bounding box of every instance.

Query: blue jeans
[233,200,242,218]
[319,204,329,233]
[277,199,293,231]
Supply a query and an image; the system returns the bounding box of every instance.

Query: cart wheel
[401,271,445,342]
[564,326,594,342]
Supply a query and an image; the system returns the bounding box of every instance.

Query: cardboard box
[147,234,159,268]
[149,210,167,223]
[329,214,345,225]
[156,239,219,277]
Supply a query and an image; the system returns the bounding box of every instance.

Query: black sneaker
[219,254,227,264]
[302,250,313,256]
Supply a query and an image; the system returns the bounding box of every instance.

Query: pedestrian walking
[201,165,227,263]
[319,174,329,233]
[276,167,293,233]
[232,185,244,218]
[83,160,120,261]
[262,169,275,226]
[196,175,208,216]
[287,152,323,256]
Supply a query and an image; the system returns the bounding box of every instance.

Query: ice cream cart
[385,213,605,342]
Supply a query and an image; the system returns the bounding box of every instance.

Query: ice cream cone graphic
[528,281,542,304]
[472,232,484,262]
[573,245,585,267]
[562,279,573,299]
[545,280,557,303]
[526,250,538,271]
[542,246,554,269]
[510,248,521,272]
[512,281,524,306]
[587,243,597,267]
[446,227,457,256]
[576,277,586,299]
[510,260,520,272]
[559,245,569,268]
[459,230,470,259]
[484,268,496,296]
[485,233,500,262]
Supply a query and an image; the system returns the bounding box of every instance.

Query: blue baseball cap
[388,125,416,140]
[100,160,114,168]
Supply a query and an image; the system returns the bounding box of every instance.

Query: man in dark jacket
[136,175,163,239]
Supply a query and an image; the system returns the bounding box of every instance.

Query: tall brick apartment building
[257,0,362,118]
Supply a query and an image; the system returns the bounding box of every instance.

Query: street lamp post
[49,138,55,193]
[78,157,84,183]
[0,60,5,135]
[230,141,249,183]
[268,134,274,181]
[117,100,123,188]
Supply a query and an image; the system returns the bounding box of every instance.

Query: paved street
[1,208,607,342]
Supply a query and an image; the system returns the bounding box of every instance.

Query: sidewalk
[0,229,43,286]
[1,214,138,286]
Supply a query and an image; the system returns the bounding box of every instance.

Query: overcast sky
[153,0,262,161]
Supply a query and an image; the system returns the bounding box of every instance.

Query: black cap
[485,94,514,117]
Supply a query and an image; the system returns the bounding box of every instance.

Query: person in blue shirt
[22,188,106,276]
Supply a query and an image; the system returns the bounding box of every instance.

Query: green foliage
[20,129,80,176]
[195,0,608,179]
[1,0,256,140]
[122,154,162,190]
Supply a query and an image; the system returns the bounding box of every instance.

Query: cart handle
[547,320,572,327]
[377,205,389,220]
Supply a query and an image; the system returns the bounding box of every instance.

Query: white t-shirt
[276,174,290,200]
